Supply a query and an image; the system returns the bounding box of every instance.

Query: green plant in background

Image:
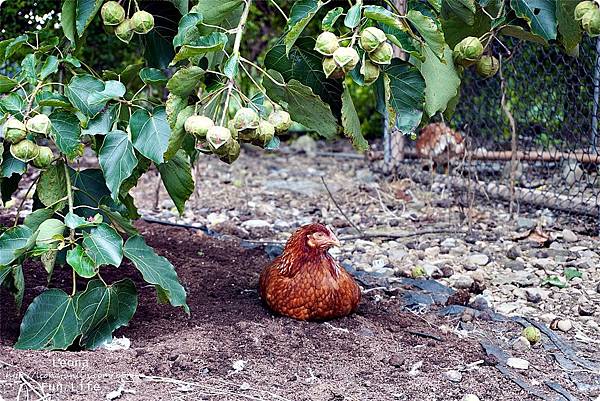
[0,0,590,350]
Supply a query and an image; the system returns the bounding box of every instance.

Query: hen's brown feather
[259,224,361,321]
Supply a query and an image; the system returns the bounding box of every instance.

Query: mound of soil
[0,222,580,400]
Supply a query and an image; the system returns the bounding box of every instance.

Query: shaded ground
[0,221,596,401]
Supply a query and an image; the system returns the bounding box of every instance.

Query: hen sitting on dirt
[259,223,361,321]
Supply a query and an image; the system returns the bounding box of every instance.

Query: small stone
[388,248,408,265]
[468,254,490,266]
[388,354,404,368]
[441,238,457,248]
[517,217,536,230]
[578,304,595,316]
[561,229,578,242]
[505,260,525,271]
[525,289,542,303]
[506,357,530,370]
[460,309,475,322]
[444,370,463,382]
[461,395,480,401]
[540,313,557,324]
[441,265,455,278]
[506,246,522,260]
[372,258,387,270]
[556,319,573,332]
[451,274,474,290]
[512,336,531,351]
[241,219,271,229]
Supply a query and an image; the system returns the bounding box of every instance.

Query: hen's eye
[313,232,325,239]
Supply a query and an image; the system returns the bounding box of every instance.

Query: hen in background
[416,122,466,173]
[259,223,361,321]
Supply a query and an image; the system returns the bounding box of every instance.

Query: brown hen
[259,223,361,321]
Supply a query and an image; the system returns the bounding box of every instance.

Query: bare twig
[339,227,461,241]
[320,176,362,235]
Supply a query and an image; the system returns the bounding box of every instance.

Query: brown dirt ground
[0,221,587,401]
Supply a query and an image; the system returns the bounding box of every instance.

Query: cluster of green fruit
[184,107,291,164]
[315,26,392,85]
[575,1,600,37]
[3,115,54,169]
[452,36,498,79]
[100,1,154,43]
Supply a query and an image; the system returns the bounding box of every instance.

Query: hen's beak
[327,232,342,248]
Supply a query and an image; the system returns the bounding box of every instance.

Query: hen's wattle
[259,223,361,321]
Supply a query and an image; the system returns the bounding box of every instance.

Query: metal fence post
[592,37,600,153]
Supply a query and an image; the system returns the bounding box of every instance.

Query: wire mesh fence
[379,36,600,233]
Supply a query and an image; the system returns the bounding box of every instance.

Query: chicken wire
[381,36,600,232]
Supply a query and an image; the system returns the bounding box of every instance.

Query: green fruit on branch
[4,117,27,144]
[360,59,380,85]
[32,146,54,169]
[268,110,292,133]
[26,114,51,135]
[130,10,154,34]
[333,46,360,73]
[575,1,597,20]
[322,57,343,79]
[10,139,40,162]
[582,7,600,36]
[252,120,275,147]
[453,36,484,67]
[522,326,541,344]
[219,139,241,164]
[207,126,233,155]
[233,107,260,131]
[101,1,125,26]
[184,115,214,138]
[315,31,340,56]
[115,20,133,43]
[475,55,499,78]
[359,27,387,53]
[368,42,393,65]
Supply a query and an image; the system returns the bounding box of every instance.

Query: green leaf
[124,235,189,313]
[37,163,68,210]
[63,54,82,67]
[407,10,446,60]
[322,7,343,31]
[67,244,97,278]
[169,0,189,15]
[499,24,547,44]
[564,267,582,281]
[285,0,323,55]
[82,223,123,267]
[344,3,362,28]
[0,225,35,266]
[441,0,477,25]
[364,5,405,30]
[341,84,368,152]
[0,93,25,118]
[441,8,491,48]
[87,80,126,106]
[11,265,25,310]
[24,208,55,231]
[76,279,138,349]
[98,130,138,201]
[130,107,171,165]
[384,59,426,134]
[40,56,59,80]
[65,212,102,229]
[61,0,77,44]
[145,29,176,70]
[20,54,37,85]
[541,274,567,288]
[4,35,28,59]
[223,53,239,79]
[191,0,243,26]
[158,150,194,215]
[41,250,57,275]
[139,68,168,85]
[264,70,338,140]
[415,44,460,117]
[99,205,140,236]
[0,148,26,178]
[15,289,79,350]
[510,0,557,40]
[166,66,205,97]
[171,32,228,64]
[0,75,18,93]
[173,12,203,48]
[0,265,11,286]
[70,168,112,212]
[76,0,104,37]
[556,0,581,53]
[49,110,83,160]
[82,104,118,136]
[65,74,105,117]
[35,91,72,108]
[35,219,65,249]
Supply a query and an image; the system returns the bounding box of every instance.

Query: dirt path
[1,222,595,401]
